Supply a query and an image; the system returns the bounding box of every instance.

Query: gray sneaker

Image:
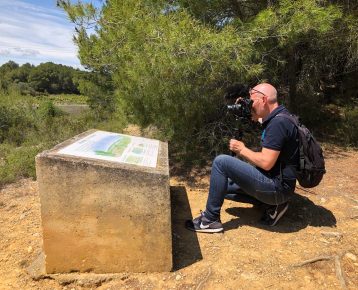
[185,211,224,233]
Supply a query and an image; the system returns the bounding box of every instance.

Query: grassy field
[35,93,88,104]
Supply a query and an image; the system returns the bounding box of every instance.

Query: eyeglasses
[249,88,268,98]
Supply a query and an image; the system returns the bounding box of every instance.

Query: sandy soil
[0,145,357,290]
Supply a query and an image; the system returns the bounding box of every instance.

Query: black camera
[224,84,252,119]
[227,98,253,119]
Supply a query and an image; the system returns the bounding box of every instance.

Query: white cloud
[0,47,40,57]
[0,0,82,68]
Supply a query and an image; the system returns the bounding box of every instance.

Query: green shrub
[344,107,358,145]
[0,102,130,186]
[0,104,37,145]
[38,100,64,119]
[8,82,37,96]
[0,90,129,186]
[0,143,42,185]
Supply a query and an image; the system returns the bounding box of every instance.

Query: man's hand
[229,139,246,155]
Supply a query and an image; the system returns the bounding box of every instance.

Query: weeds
[0,91,127,186]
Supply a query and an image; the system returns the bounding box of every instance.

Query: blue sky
[0,0,97,69]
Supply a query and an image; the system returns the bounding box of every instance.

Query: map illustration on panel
[57,131,159,167]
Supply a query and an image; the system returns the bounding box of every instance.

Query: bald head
[252,83,277,104]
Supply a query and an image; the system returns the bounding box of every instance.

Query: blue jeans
[205,154,291,220]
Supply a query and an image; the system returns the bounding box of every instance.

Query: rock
[320,198,326,203]
[55,273,120,287]
[19,260,28,268]
[26,252,47,281]
[175,274,182,280]
[345,252,357,261]
[321,231,343,239]
[27,246,33,253]
[319,238,329,244]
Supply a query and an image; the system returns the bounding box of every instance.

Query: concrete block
[36,130,171,273]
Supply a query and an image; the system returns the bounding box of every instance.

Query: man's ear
[262,95,268,104]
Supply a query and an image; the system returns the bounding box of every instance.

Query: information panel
[57,131,159,167]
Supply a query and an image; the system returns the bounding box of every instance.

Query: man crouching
[186,83,299,233]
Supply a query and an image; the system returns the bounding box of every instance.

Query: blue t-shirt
[260,105,299,193]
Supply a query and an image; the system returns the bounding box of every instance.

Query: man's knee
[213,154,249,179]
[213,154,240,172]
[213,154,231,166]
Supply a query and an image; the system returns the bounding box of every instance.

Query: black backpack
[277,113,326,188]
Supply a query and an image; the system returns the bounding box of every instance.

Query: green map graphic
[125,155,144,164]
[94,135,131,157]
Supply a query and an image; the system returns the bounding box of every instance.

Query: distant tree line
[0,61,82,95]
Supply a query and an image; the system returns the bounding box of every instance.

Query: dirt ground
[0,145,357,290]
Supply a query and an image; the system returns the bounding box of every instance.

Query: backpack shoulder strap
[276,113,299,126]
[275,113,302,174]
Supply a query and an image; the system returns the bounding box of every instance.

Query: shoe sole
[270,203,289,226]
[186,226,224,233]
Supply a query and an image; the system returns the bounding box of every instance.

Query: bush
[38,100,64,119]
[0,145,40,184]
[344,107,358,145]
[0,104,37,145]
[0,91,128,186]
[8,82,37,96]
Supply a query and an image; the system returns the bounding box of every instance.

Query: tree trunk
[287,47,298,113]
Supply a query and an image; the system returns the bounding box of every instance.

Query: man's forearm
[229,139,279,171]
[239,147,274,171]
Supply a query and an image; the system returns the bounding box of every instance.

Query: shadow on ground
[170,186,203,271]
[224,192,337,233]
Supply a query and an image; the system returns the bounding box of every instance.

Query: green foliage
[0,90,127,187]
[0,104,37,145]
[276,0,342,39]
[57,0,358,159]
[0,144,40,185]
[344,107,358,145]
[9,82,37,96]
[74,71,115,116]
[38,101,64,119]
[28,62,80,94]
[178,1,356,115]
[176,0,268,25]
[61,0,260,145]
[0,61,81,95]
